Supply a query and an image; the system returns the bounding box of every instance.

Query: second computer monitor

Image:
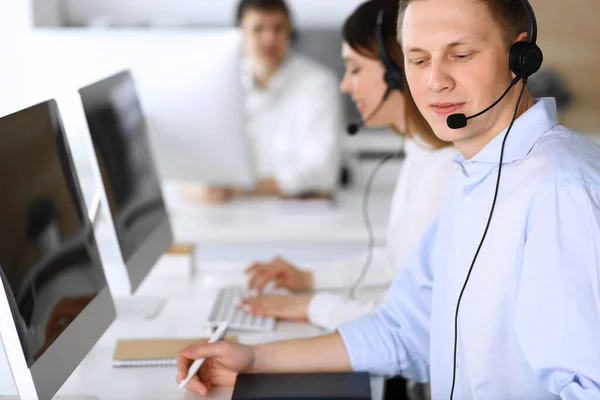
[134,29,256,188]
[78,70,173,293]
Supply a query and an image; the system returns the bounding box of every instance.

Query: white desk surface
[53,267,385,400]
[81,182,394,262]
[162,183,392,244]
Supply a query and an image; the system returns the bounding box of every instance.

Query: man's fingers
[176,356,193,383]
[185,377,209,396]
[188,363,212,395]
[177,354,214,395]
[180,341,224,362]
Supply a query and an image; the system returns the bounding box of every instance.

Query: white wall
[58,0,365,27]
[0,0,33,116]
[32,0,63,26]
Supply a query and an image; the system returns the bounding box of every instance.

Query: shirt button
[456,248,462,256]
[463,195,474,203]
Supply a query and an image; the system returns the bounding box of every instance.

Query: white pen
[178,321,229,390]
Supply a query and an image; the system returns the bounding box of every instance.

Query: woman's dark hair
[342,0,401,63]
[342,0,450,149]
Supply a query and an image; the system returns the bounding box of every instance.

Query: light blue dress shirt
[338,98,600,399]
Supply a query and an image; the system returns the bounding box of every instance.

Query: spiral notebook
[112,336,237,368]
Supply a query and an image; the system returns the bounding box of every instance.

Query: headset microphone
[446,76,521,130]
[346,122,361,135]
[346,88,391,135]
[446,0,542,131]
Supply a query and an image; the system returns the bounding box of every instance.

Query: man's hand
[253,178,281,196]
[180,184,245,204]
[176,340,256,396]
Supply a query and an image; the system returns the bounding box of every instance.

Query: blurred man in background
[199,0,343,202]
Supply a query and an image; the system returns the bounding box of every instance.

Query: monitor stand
[113,296,166,319]
[109,241,195,319]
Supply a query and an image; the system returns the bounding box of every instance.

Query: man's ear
[514,32,529,44]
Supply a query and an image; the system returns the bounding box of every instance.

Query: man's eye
[409,59,426,67]
[454,53,472,61]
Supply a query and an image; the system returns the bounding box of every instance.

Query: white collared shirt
[306,137,457,330]
[242,53,342,195]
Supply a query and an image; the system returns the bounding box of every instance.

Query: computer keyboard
[206,286,276,332]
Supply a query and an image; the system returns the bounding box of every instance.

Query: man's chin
[431,122,463,143]
[257,56,284,69]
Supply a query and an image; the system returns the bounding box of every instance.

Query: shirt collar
[452,97,559,176]
[241,53,292,94]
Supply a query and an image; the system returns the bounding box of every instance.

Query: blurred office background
[1,0,599,191]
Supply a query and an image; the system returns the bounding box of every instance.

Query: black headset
[376,9,405,93]
[447,0,543,129]
[509,0,543,79]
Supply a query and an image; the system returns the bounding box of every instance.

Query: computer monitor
[23,28,255,189]
[78,70,174,314]
[133,29,255,188]
[0,100,115,400]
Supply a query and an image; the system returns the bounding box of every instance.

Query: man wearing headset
[177,0,600,398]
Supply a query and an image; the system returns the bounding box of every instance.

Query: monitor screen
[78,71,168,265]
[0,100,108,367]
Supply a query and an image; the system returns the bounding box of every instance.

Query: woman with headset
[242,0,455,332]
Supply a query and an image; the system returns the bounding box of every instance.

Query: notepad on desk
[112,336,237,367]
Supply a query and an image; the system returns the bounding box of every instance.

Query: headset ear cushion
[385,70,404,92]
[510,41,543,78]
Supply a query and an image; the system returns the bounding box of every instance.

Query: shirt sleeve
[515,182,600,399]
[273,72,342,195]
[307,292,380,331]
[336,213,439,382]
[309,247,396,290]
